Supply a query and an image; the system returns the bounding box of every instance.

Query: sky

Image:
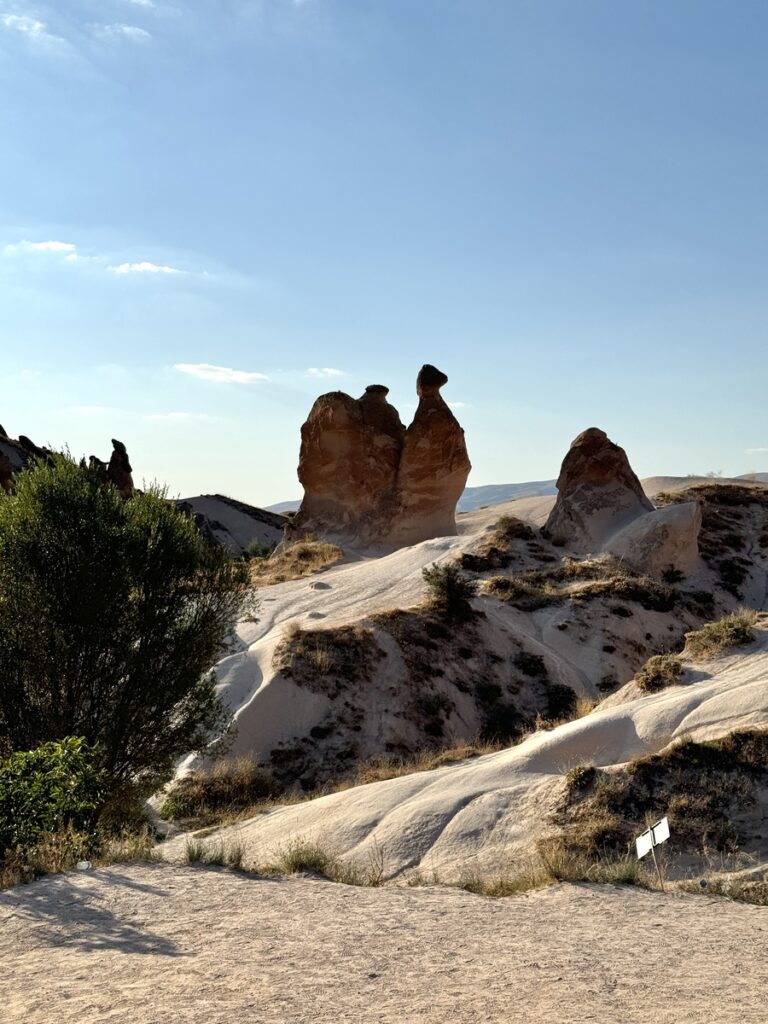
[1,0,767,506]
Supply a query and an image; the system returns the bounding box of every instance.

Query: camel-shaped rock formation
[294,365,471,547]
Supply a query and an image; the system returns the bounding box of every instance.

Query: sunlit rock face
[293,365,470,548]
[388,365,472,546]
[605,501,702,575]
[544,427,654,552]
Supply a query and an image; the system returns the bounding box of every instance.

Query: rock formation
[0,451,13,493]
[388,365,472,546]
[107,439,135,499]
[605,501,702,575]
[294,365,470,547]
[544,428,654,552]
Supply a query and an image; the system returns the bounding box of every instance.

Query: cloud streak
[306,367,344,379]
[110,261,181,274]
[174,363,270,384]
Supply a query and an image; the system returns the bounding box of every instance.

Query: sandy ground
[2,862,766,1024]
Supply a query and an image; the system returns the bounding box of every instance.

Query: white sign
[635,816,670,860]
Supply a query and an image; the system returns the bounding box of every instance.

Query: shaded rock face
[294,366,470,547]
[0,452,13,493]
[544,428,654,552]
[107,439,135,499]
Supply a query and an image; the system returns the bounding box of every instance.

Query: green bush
[422,563,478,622]
[0,737,105,853]
[0,454,253,785]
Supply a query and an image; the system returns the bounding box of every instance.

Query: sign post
[635,816,670,890]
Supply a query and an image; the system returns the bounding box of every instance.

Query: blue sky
[1,0,766,506]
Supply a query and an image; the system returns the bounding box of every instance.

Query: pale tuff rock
[294,366,470,547]
[605,501,702,575]
[544,427,654,552]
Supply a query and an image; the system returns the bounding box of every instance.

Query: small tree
[0,455,253,786]
[422,563,478,622]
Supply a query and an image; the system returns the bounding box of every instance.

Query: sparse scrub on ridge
[683,610,758,660]
[250,535,342,584]
[161,757,282,825]
[484,556,677,613]
[422,563,478,622]
[558,728,768,858]
[565,763,597,793]
[655,484,768,597]
[273,623,385,696]
[635,654,684,693]
[460,515,537,572]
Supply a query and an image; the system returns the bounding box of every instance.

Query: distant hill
[266,473,768,518]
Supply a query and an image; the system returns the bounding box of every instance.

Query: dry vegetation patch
[485,555,677,613]
[635,653,684,693]
[160,757,282,826]
[250,535,342,584]
[558,728,768,859]
[683,610,758,660]
[656,484,768,598]
[273,622,385,696]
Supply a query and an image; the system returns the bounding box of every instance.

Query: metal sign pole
[649,838,665,891]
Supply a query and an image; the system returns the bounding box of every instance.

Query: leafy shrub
[0,455,252,785]
[422,563,478,621]
[245,539,277,560]
[0,737,105,853]
[636,654,684,693]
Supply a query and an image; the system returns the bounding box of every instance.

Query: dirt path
[2,862,766,1024]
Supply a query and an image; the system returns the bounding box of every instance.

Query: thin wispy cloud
[745,448,768,454]
[174,363,270,384]
[4,239,76,255]
[2,13,52,40]
[110,261,181,274]
[92,23,151,42]
[449,401,469,410]
[306,367,344,379]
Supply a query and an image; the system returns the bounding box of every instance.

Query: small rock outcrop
[544,428,654,552]
[107,439,135,499]
[294,365,470,547]
[605,502,702,575]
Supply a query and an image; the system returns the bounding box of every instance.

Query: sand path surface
[2,862,766,1024]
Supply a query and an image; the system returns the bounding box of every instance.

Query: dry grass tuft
[1,825,155,890]
[161,757,282,826]
[683,610,759,660]
[635,653,684,693]
[250,535,342,585]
